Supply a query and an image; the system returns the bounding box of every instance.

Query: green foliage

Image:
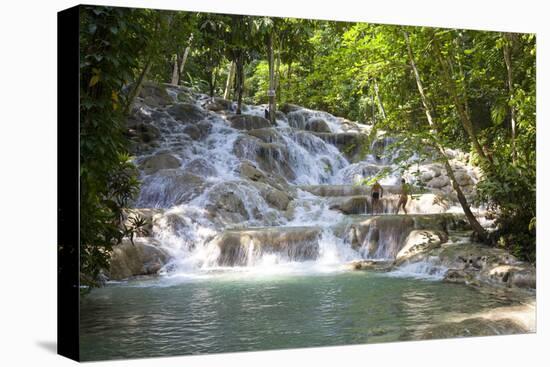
[78,7,536,264]
[79,6,147,288]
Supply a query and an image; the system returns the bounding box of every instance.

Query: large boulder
[233,135,296,181]
[108,238,168,280]
[250,181,293,211]
[330,196,370,215]
[137,170,207,207]
[507,268,536,289]
[427,175,450,189]
[228,114,272,130]
[139,82,173,107]
[204,182,250,224]
[240,161,265,182]
[311,132,360,158]
[287,111,307,129]
[409,242,537,290]
[176,91,194,103]
[183,124,202,140]
[454,169,475,186]
[196,120,213,138]
[247,128,280,143]
[279,103,303,114]
[305,118,331,133]
[205,97,233,111]
[239,161,289,191]
[213,227,321,266]
[167,103,207,123]
[139,153,181,175]
[184,158,217,177]
[126,108,153,129]
[395,230,447,264]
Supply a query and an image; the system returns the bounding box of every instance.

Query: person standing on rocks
[371,181,384,214]
[396,178,409,214]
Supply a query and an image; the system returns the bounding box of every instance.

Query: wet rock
[205,97,232,111]
[275,111,287,121]
[311,132,360,158]
[305,118,331,133]
[409,242,536,289]
[126,108,153,128]
[287,111,306,129]
[139,82,173,107]
[349,259,393,271]
[437,243,518,271]
[239,161,289,192]
[167,103,207,123]
[196,120,213,138]
[228,114,272,130]
[247,128,280,143]
[137,123,161,143]
[184,158,217,177]
[279,103,303,114]
[395,230,447,264]
[139,153,181,175]
[240,161,265,182]
[300,184,372,197]
[330,196,370,215]
[454,170,474,186]
[137,170,207,207]
[213,227,321,266]
[205,182,249,223]
[265,189,291,211]
[176,91,193,103]
[508,268,536,289]
[420,171,433,182]
[349,215,416,257]
[183,124,202,140]
[427,175,450,189]
[234,135,296,181]
[443,269,476,285]
[251,181,292,211]
[126,122,161,148]
[108,238,168,280]
[311,132,358,147]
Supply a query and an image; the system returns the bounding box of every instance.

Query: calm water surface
[80,270,527,361]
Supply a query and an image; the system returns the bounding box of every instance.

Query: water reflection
[80,272,533,361]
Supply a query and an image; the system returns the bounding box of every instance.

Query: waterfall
[121,85,480,279]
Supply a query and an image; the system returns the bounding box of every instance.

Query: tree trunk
[170,54,179,85]
[235,53,244,115]
[224,61,235,100]
[432,36,491,167]
[178,46,191,82]
[275,40,282,103]
[374,78,386,120]
[124,58,152,116]
[209,72,214,98]
[286,62,292,97]
[404,30,487,241]
[503,33,517,164]
[124,16,160,115]
[267,32,276,124]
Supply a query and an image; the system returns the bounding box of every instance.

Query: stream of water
[80,86,533,360]
[80,270,527,361]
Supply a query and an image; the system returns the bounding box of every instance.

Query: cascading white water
[129,86,480,278]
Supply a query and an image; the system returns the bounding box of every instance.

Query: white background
[0,0,548,366]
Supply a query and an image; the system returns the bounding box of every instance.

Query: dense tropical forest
[79,6,536,287]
